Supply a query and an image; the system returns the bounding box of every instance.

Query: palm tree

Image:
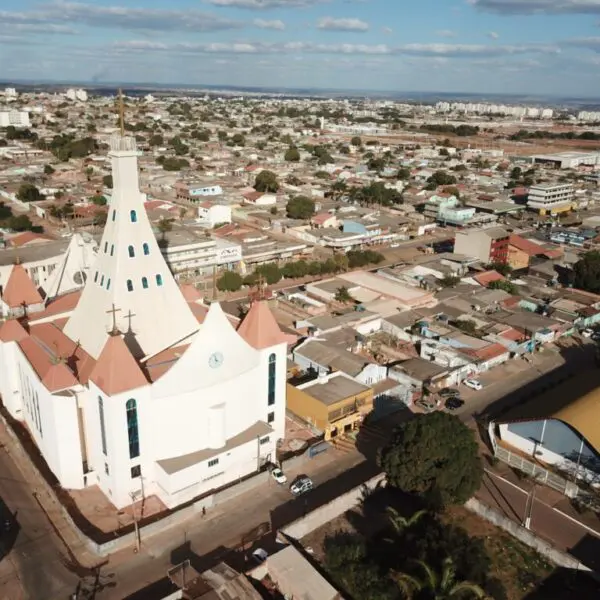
[386,507,427,535]
[393,557,487,600]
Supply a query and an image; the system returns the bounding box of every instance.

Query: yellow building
[507,244,530,270]
[287,372,374,441]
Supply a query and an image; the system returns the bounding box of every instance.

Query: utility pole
[130,492,141,552]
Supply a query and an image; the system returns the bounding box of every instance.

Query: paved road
[0,444,79,600]
[478,470,600,570]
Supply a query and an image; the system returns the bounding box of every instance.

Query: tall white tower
[63,136,199,359]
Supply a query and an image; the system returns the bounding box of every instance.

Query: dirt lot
[301,503,554,600]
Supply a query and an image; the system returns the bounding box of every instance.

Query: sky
[0,0,599,97]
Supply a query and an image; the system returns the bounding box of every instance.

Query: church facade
[0,135,292,509]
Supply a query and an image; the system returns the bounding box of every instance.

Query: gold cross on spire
[106,303,122,335]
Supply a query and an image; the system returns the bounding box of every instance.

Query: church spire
[63,117,199,360]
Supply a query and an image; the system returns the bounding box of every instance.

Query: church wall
[15,350,84,489]
[0,342,22,418]
[257,343,288,446]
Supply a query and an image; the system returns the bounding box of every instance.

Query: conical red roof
[89,334,148,396]
[237,300,295,350]
[2,264,43,308]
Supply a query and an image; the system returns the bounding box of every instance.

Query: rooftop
[299,372,370,406]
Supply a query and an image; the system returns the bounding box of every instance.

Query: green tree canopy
[573,251,600,293]
[217,270,243,292]
[17,183,43,202]
[254,170,279,193]
[90,194,107,206]
[334,286,353,303]
[397,167,411,180]
[284,146,300,162]
[428,170,457,187]
[378,412,483,506]
[286,195,315,219]
[43,164,55,175]
[350,136,362,146]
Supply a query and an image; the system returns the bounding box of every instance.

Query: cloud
[113,40,560,58]
[469,0,600,15]
[253,18,286,30]
[207,0,328,8]
[317,17,369,31]
[562,36,600,50]
[0,22,77,35]
[0,2,242,33]
[436,29,457,38]
[488,31,499,39]
[382,26,393,34]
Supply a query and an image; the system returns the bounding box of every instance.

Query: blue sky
[0,0,599,96]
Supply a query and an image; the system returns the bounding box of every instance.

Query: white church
[0,134,293,509]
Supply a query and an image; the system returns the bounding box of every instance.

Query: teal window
[126,399,140,459]
[107,279,111,290]
[104,242,108,253]
[98,396,107,455]
[268,353,276,406]
[112,210,116,222]
[156,274,163,286]
[100,275,104,286]
[130,210,137,223]
[94,271,98,283]
[143,243,149,255]
[126,279,133,292]
[128,245,135,258]
[142,277,148,289]
[110,245,114,256]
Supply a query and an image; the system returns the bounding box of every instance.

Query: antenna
[118,88,125,137]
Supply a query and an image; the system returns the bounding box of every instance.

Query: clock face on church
[208,351,224,369]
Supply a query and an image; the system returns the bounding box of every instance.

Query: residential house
[454,227,509,264]
[196,201,232,228]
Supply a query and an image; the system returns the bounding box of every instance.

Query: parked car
[251,548,269,564]
[270,467,287,484]
[290,475,313,496]
[581,328,594,338]
[592,331,600,342]
[416,398,437,413]
[463,378,483,391]
[439,387,460,399]
[445,397,465,411]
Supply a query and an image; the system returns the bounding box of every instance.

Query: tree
[254,263,282,285]
[486,262,511,276]
[284,146,300,162]
[510,166,522,180]
[217,271,243,292]
[17,183,43,202]
[157,218,173,239]
[351,136,362,146]
[334,286,352,303]
[43,164,55,176]
[386,507,427,535]
[573,251,600,293]
[103,174,113,189]
[394,557,487,599]
[90,194,107,206]
[254,170,279,193]
[378,412,483,506]
[439,275,461,288]
[397,167,411,180]
[8,214,34,232]
[489,279,518,295]
[428,171,457,187]
[231,133,245,146]
[286,195,315,220]
[149,134,164,147]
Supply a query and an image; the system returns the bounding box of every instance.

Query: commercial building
[527,183,575,215]
[196,201,232,228]
[0,110,30,128]
[175,182,224,203]
[454,227,509,264]
[287,372,373,441]
[531,152,600,170]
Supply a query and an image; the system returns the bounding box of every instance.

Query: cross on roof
[125,309,136,332]
[106,303,122,335]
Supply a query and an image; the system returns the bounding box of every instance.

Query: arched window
[156,274,163,287]
[106,278,111,291]
[130,210,137,223]
[126,399,140,459]
[126,279,133,292]
[268,353,276,406]
[100,275,105,286]
[112,210,116,222]
[110,244,114,256]
[143,243,150,256]
[142,277,148,289]
[104,242,108,253]
[128,245,135,258]
[98,396,107,455]
[94,271,98,283]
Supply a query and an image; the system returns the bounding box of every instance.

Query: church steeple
[63,103,199,360]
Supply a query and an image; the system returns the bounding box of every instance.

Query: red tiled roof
[473,270,505,286]
[89,334,148,396]
[473,342,509,361]
[8,232,54,248]
[508,234,547,257]
[29,290,82,322]
[2,264,43,308]
[237,300,296,350]
[0,319,28,343]
[179,284,203,303]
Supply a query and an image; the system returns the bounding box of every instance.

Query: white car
[463,378,483,391]
[252,548,268,564]
[270,467,287,484]
[581,328,594,338]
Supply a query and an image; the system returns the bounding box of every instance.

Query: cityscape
[2,1,600,600]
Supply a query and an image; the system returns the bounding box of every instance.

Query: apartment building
[454,227,509,264]
[0,110,30,128]
[527,183,575,215]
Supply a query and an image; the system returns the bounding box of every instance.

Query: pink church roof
[237,300,295,350]
[2,264,43,308]
[0,319,28,343]
[89,334,148,396]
